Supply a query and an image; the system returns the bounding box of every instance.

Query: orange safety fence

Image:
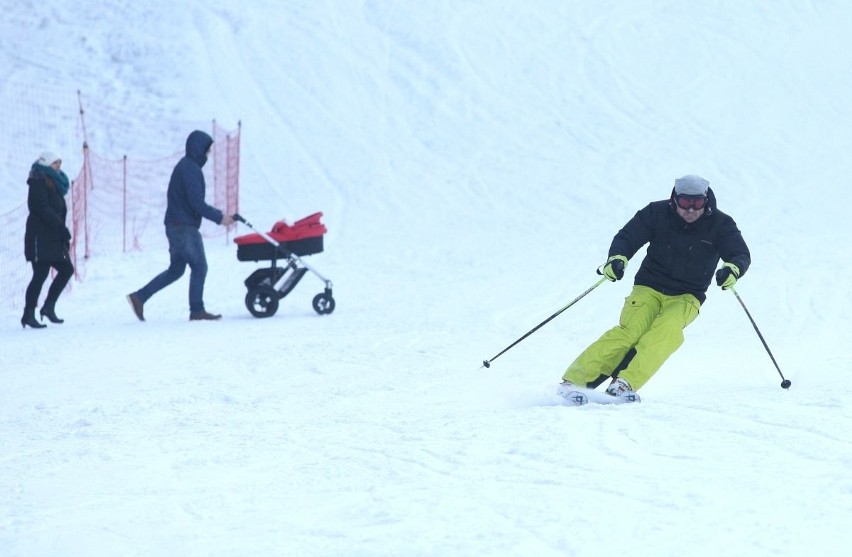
[0,123,240,311]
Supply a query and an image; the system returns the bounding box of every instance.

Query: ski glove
[600,255,628,282]
[715,262,740,290]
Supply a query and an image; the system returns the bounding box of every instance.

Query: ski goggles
[674,194,708,210]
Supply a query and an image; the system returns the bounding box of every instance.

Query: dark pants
[24,260,75,311]
[135,225,209,313]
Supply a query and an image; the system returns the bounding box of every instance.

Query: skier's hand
[220,213,235,226]
[715,262,740,290]
[600,255,627,281]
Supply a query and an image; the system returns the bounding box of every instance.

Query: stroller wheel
[312,292,335,315]
[245,286,280,318]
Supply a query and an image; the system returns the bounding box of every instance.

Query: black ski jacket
[24,166,71,263]
[608,187,750,304]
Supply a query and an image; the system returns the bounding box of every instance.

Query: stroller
[233,213,335,317]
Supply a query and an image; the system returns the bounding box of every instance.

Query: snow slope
[1,1,851,556]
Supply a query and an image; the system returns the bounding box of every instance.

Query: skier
[559,175,751,403]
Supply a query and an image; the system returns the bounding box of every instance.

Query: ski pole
[729,286,791,389]
[482,277,607,369]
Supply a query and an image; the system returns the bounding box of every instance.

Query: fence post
[83,142,91,260]
[122,155,128,253]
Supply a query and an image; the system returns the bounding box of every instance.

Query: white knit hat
[37,151,61,166]
[674,175,709,196]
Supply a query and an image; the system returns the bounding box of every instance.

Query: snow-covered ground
[1,2,850,556]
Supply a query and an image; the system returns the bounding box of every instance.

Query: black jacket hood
[185,130,213,167]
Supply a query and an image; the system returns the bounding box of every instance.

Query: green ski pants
[562,285,701,391]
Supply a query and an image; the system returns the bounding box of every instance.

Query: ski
[556,384,640,406]
[558,388,590,406]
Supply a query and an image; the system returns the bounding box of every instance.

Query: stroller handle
[234,213,277,246]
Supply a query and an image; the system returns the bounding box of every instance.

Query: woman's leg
[42,260,75,311]
[24,261,51,311]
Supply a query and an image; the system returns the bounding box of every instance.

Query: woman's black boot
[21,308,47,329]
[40,305,64,324]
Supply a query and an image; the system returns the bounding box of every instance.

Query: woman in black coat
[22,151,75,328]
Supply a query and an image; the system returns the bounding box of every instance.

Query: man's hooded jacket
[163,130,223,228]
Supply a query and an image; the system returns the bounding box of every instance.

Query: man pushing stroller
[127,130,234,322]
